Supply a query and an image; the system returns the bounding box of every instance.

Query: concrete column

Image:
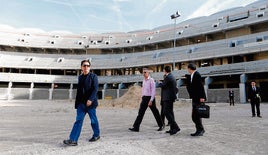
[205,77,213,101]
[117,83,124,99]
[7,82,12,100]
[49,83,54,100]
[8,81,12,88]
[240,74,247,103]
[118,83,125,89]
[102,83,108,100]
[69,84,73,100]
[117,89,120,99]
[102,89,105,100]
[104,83,108,89]
[29,82,34,100]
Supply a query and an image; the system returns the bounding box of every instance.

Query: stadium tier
[0,0,267,102]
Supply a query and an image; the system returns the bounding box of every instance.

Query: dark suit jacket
[158,73,177,102]
[248,86,260,102]
[186,71,206,105]
[229,90,234,97]
[75,73,99,109]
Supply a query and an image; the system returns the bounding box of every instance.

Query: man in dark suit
[63,59,100,146]
[248,81,262,118]
[160,74,171,127]
[229,89,234,106]
[186,63,206,136]
[158,66,180,135]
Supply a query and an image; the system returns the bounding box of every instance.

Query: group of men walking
[129,63,206,137]
[63,60,262,146]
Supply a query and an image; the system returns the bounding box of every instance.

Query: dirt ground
[0,98,267,155]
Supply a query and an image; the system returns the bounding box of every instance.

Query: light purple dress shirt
[142,76,156,101]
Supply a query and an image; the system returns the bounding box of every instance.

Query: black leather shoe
[170,128,180,135]
[129,128,139,132]
[252,115,256,117]
[257,115,262,118]
[190,132,197,136]
[63,139,77,146]
[191,130,205,136]
[157,125,165,131]
[166,130,171,133]
[89,136,100,142]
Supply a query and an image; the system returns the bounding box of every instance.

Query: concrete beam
[240,74,247,103]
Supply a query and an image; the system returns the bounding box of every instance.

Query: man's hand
[86,100,92,107]
[200,98,205,103]
[148,101,153,107]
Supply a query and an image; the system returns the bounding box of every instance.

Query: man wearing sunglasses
[64,59,100,146]
[129,68,164,132]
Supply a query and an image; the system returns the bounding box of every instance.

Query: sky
[0,0,260,34]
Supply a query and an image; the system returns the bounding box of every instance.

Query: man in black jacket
[186,63,206,136]
[63,59,100,146]
[229,89,234,106]
[158,66,180,135]
[248,81,262,118]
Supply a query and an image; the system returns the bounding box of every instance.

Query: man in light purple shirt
[129,68,164,132]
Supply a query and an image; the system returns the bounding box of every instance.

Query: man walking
[248,81,262,118]
[158,66,180,135]
[63,59,100,146]
[186,63,206,136]
[129,68,164,132]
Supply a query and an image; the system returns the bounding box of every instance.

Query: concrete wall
[0,87,241,103]
[255,52,268,60]
[119,89,128,98]
[11,88,29,100]
[32,89,49,100]
[207,88,240,103]
[177,87,190,99]
[226,27,250,38]
[104,89,117,99]
[52,89,69,100]
[0,88,8,99]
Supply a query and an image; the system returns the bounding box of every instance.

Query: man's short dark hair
[81,59,91,66]
[188,63,196,70]
[164,66,171,73]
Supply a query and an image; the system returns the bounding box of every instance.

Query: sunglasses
[143,71,148,74]
[82,64,90,67]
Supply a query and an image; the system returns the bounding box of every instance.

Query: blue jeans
[69,103,100,142]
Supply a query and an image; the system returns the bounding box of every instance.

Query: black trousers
[250,99,260,116]
[192,104,204,132]
[160,101,170,125]
[133,96,163,129]
[229,96,234,106]
[162,100,179,131]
